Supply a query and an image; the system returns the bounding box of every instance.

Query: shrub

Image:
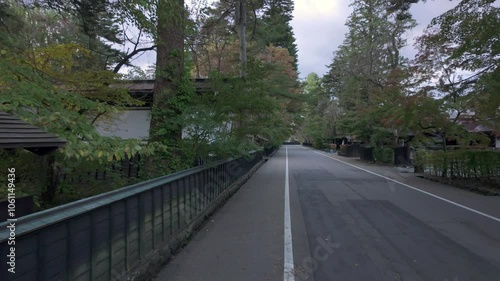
[313,139,327,150]
[418,149,500,183]
[339,144,348,156]
[0,149,141,210]
[414,149,428,173]
[373,147,393,164]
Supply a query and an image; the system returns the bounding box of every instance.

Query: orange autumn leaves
[257,45,297,80]
[192,42,297,81]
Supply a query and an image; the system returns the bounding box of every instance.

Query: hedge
[416,149,500,183]
[373,147,393,164]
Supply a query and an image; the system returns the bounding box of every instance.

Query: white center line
[312,150,500,223]
[284,146,295,281]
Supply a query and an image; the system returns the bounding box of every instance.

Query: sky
[127,0,462,79]
[291,0,460,79]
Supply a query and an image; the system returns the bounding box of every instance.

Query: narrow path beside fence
[153,148,289,281]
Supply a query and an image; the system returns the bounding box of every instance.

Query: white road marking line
[312,150,500,223]
[284,146,296,281]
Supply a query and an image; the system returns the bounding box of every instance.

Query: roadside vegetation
[298,0,499,189]
[0,0,301,209]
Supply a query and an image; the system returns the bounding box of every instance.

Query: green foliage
[318,0,416,145]
[429,0,499,73]
[410,0,500,135]
[0,0,301,209]
[179,58,294,160]
[0,149,138,210]
[373,147,394,164]
[0,2,146,163]
[0,1,157,207]
[256,0,298,70]
[417,149,500,183]
[43,154,139,209]
[0,51,145,162]
[313,140,327,150]
[0,150,46,204]
[299,72,339,143]
[318,0,499,150]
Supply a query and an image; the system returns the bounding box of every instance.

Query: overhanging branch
[113,45,157,73]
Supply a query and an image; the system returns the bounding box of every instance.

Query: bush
[339,144,348,156]
[373,147,393,164]
[418,149,500,183]
[414,150,427,173]
[313,139,327,150]
[0,149,141,210]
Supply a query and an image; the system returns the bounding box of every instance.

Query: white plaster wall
[95,109,232,142]
[95,109,150,140]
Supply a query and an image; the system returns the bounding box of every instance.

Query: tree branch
[113,45,157,73]
[418,122,436,130]
[91,111,107,125]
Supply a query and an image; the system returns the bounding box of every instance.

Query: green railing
[0,148,275,281]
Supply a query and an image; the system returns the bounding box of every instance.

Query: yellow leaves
[23,43,111,90]
[59,138,145,166]
[28,43,90,74]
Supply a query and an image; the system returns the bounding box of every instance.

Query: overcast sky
[128,0,462,79]
[291,0,460,79]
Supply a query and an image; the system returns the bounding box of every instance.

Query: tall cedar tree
[150,0,185,142]
[258,0,298,70]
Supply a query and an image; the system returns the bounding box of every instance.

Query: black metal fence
[360,146,374,162]
[0,148,274,281]
[338,144,361,157]
[358,145,411,165]
[59,154,141,183]
[394,146,411,166]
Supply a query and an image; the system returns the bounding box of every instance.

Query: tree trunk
[149,0,185,142]
[145,0,185,176]
[236,0,247,78]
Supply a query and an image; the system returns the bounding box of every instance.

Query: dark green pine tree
[257,0,299,71]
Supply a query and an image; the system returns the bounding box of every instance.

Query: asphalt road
[154,145,500,281]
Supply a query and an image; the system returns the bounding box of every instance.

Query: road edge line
[284,146,296,281]
[312,150,500,223]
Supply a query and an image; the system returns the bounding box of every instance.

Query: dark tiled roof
[110,79,214,107]
[115,79,213,92]
[458,120,493,133]
[0,111,66,154]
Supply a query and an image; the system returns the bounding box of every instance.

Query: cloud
[292,17,347,78]
[291,0,462,78]
[294,0,342,18]
[292,0,351,78]
[126,0,464,80]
